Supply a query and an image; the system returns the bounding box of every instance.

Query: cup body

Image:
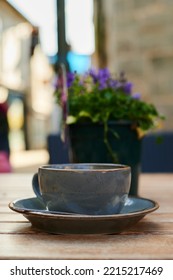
[35,163,131,215]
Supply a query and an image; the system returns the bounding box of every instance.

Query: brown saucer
[9,196,159,234]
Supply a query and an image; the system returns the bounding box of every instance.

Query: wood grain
[0,173,173,259]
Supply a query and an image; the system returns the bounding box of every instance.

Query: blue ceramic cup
[32,163,131,215]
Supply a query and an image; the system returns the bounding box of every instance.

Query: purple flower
[97,68,111,89]
[67,72,75,88]
[98,68,111,80]
[88,68,111,90]
[132,93,141,99]
[63,68,135,96]
[88,69,98,83]
[108,79,118,89]
[123,82,133,94]
[115,80,133,94]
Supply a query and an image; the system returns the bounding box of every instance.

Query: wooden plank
[0,174,33,188]
[0,190,33,198]
[0,193,33,204]
[0,233,173,260]
[148,213,173,222]
[0,222,37,234]
[0,173,173,260]
[0,213,26,222]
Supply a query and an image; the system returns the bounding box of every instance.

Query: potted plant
[54,67,164,195]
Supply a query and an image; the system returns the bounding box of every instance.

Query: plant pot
[69,121,143,196]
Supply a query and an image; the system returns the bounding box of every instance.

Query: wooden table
[0,173,173,259]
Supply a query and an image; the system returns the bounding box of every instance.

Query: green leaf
[66,115,77,124]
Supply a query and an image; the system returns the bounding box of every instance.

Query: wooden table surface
[0,173,173,260]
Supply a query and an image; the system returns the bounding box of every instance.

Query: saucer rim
[9,196,159,220]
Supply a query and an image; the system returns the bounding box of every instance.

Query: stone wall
[95,0,173,130]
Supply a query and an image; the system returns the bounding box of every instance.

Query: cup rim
[39,163,131,172]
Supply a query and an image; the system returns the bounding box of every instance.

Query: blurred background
[0,0,172,172]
